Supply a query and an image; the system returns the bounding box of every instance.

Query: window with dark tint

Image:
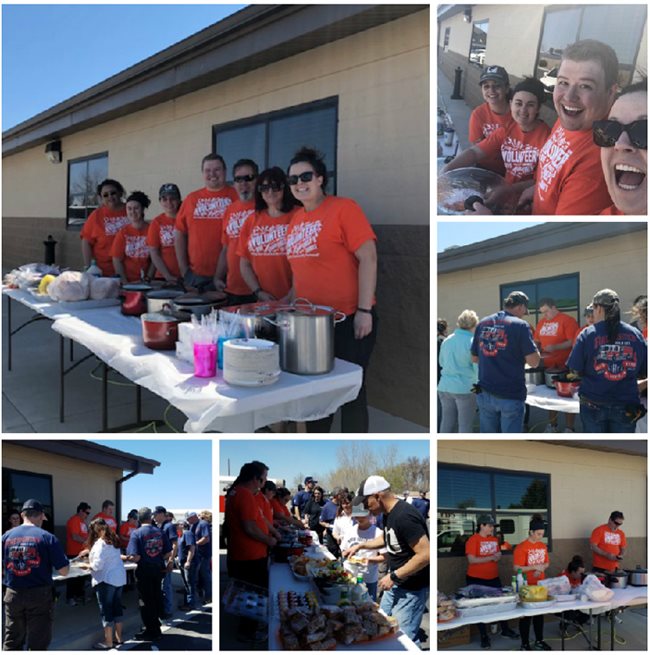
[500,273,580,328]
[67,153,108,228]
[536,5,646,86]
[468,20,488,67]
[444,27,450,49]
[2,468,55,533]
[438,463,550,556]
[214,97,338,193]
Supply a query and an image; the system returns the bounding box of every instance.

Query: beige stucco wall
[438,440,647,539]
[438,231,648,329]
[2,443,122,532]
[3,10,428,227]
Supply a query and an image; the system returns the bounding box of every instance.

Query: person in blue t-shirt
[471,291,541,433]
[176,521,197,610]
[2,499,69,650]
[319,487,343,558]
[187,511,211,604]
[154,506,178,619]
[126,507,172,642]
[292,477,317,520]
[568,288,647,433]
[411,492,430,519]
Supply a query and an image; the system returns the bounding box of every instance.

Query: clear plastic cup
[193,342,217,378]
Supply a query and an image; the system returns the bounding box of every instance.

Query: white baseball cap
[352,475,391,506]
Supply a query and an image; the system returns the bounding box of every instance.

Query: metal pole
[102,363,108,432]
[7,296,12,371]
[59,336,65,422]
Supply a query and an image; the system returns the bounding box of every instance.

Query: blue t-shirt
[159,520,178,545]
[2,525,68,589]
[567,321,646,404]
[411,497,429,518]
[190,519,211,559]
[471,310,538,400]
[127,524,171,567]
[292,490,311,514]
[319,500,338,527]
[177,529,195,563]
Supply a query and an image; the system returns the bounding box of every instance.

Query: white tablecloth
[53,561,137,582]
[608,586,647,609]
[51,307,363,432]
[268,560,420,651]
[526,383,579,413]
[3,287,119,319]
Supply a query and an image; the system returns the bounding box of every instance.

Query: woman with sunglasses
[111,191,153,283]
[237,167,296,301]
[568,288,647,433]
[286,147,378,433]
[595,80,647,215]
[80,179,129,277]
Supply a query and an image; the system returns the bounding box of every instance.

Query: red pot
[141,313,179,350]
[556,380,580,398]
[121,284,153,316]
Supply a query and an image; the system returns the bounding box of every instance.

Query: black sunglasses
[287,171,315,185]
[592,119,647,149]
[258,182,284,193]
[233,174,256,183]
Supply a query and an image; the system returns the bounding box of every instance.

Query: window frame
[2,467,55,534]
[438,462,552,558]
[66,151,109,230]
[468,19,489,68]
[212,96,339,193]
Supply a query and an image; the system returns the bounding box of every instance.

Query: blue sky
[2,4,244,131]
[437,222,545,253]
[219,439,430,488]
[93,439,211,518]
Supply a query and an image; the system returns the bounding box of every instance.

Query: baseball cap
[304,476,318,484]
[477,514,496,526]
[77,502,91,512]
[584,303,594,316]
[352,475,391,506]
[504,290,530,307]
[609,510,625,521]
[185,511,198,519]
[127,509,139,520]
[21,499,44,512]
[351,505,370,518]
[593,289,619,306]
[159,183,181,198]
[154,505,167,514]
[479,65,510,86]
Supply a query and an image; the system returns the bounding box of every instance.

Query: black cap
[76,502,91,513]
[479,65,510,86]
[154,505,167,514]
[304,476,317,484]
[127,509,139,520]
[159,183,181,199]
[610,511,625,521]
[21,499,44,512]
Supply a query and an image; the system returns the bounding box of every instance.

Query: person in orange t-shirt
[468,65,514,176]
[92,500,118,532]
[590,511,627,573]
[287,147,378,434]
[65,502,91,605]
[80,179,129,276]
[534,297,580,433]
[573,304,595,345]
[111,191,152,283]
[464,515,518,647]
[224,462,276,589]
[214,159,257,304]
[119,509,139,550]
[271,488,305,528]
[148,184,182,283]
[513,515,550,650]
[238,167,296,302]
[174,154,238,287]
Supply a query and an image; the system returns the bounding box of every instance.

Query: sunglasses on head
[592,119,647,149]
[287,171,315,185]
[258,182,284,193]
[233,174,255,183]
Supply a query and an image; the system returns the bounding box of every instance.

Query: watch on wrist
[390,571,403,584]
[356,307,372,314]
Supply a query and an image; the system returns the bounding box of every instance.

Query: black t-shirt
[383,499,429,591]
[302,499,325,531]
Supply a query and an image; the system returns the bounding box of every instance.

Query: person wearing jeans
[187,512,212,603]
[153,506,178,619]
[476,392,526,433]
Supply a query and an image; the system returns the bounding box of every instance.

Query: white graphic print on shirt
[385,527,402,555]
[225,209,254,239]
[248,224,289,256]
[159,224,175,247]
[125,235,149,259]
[537,127,572,196]
[603,531,621,546]
[483,123,500,138]
[286,220,323,258]
[539,321,560,337]
[193,197,232,220]
[103,215,130,236]
[526,548,547,566]
[479,540,498,556]
[502,137,541,178]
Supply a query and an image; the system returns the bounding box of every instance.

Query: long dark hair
[601,300,622,344]
[337,493,353,517]
[87,518,120,549]
[567,554,585,573]
[255,167,297,212]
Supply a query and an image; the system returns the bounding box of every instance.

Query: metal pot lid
[174,297,215,306]
[122,283,153,291]
[146,289,184,299]
[627,566,647,573]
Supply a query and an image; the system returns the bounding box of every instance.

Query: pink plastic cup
[193,342,217,378]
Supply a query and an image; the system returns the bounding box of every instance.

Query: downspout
[115,464,142,527]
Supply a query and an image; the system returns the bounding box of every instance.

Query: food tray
[457,600,518,618]
[554,594,575,602]
[521,599,557,609]
[455,591,519,608]
[222,578,269,623]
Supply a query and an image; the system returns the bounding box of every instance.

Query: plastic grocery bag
[47,271,90,302]
[576,574,614,602]
[539,575,572,596]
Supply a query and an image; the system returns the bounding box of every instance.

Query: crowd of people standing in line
[79,146,378,432]
[438,290,647,433]
[2,498,212,650]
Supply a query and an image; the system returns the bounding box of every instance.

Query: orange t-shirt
[590,524,627,572]
[477,120,551,184]
[119,522,137,549]
[513,539,549,585]
[80,206,130,277]
[560,569,583,588]
[256,492,273,525]
[110,224,151,282]
[271,496,291,519]
[221,199,255,295]
[175,186,239,277]
[534,312,580,368]
[237,209,294,300]
[226,485,269,561]
[469,104,515,175]
[92,512,117,532]
[573,324,591,346]
[65,515,89,556]
[286,196,377,315]
[147,213,180,278]
[534,120,612,215]
[599,205,625,215]
[465,533,499,579]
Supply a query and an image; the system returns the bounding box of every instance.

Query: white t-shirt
[341,524,386,584]
[332,514,354,540]
[89,539,127,587]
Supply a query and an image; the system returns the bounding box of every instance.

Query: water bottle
[516,568,525,592]
[86,259,102,277]
[511,575,517,593]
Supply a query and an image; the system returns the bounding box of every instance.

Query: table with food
[3,264,363,432]
[524,365,581,414]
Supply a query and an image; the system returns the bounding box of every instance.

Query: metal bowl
[437,167,517,215]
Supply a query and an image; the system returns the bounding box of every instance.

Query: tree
[516,479,547,510]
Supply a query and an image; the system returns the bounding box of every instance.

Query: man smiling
[523,40,619,215]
